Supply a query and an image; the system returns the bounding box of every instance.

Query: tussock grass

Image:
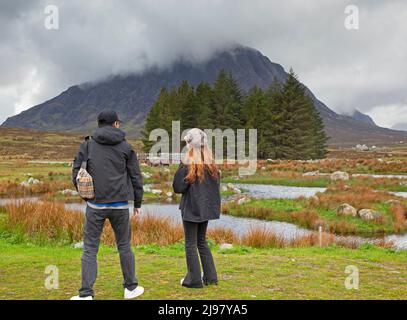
[222,184,407,236]
[0,200,378,249]
[0,180,73,197]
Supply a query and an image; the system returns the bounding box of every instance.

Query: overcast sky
[1,0,406,128]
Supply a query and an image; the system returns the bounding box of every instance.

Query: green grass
[0,161,72,182]
[222,175,330,187]
[0,239,406,300]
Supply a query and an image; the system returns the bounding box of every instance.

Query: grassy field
[1,127,407,300]
[0,239,406,300]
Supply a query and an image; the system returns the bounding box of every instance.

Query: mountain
[392,123,407,131]
[3,46,407,146]
[348,110,377,126]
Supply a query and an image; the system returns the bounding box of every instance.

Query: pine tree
[311,108,329,159]
[142,68,328,159]
[275,69,327,159]
[142,87,169,151]
[195,82,215,129]
[180,85,198,132]
[243,86,269,158]
[213,69,243,129]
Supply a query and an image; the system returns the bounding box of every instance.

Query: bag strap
[80,137,91,169]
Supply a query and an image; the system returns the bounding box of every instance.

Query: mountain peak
[347,109,377,126]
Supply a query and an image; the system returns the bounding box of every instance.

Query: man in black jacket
[71,110,144,300]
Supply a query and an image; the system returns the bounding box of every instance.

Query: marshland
[0,127,406,299]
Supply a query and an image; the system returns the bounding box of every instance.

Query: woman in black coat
[173,128,221,288]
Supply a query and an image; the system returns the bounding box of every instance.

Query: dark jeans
[79,206,138,297]
[182,220,218,288]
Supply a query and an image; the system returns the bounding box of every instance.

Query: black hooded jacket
[72,126,143,208]
[173,164,221,222]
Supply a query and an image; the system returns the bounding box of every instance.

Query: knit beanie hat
[184,128,208,149]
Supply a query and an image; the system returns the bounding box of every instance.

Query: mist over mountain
[3,46,407,146]
[347,110,377,127]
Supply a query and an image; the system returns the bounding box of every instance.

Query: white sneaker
[70,295,93,300]
[124,286,144,299]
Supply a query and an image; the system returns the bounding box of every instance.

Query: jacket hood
[92,126,126,145]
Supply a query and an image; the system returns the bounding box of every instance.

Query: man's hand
[132,207,141,219]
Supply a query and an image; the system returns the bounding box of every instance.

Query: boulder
[28,177,40,185]
[20,178,41,187]
[358,209,376,221]
[330,171,349,181]
[226,183,236,190]
[166,192,173,198]
[151,189,163,195]
[73,242,84,249]
[236,197,249,205]
[385,199,401,205]
[60,189,78,196]
[337,203,358,217]
[219,243,233,250]
[356,144,369,151]
[303,170,320,176]
[142,172,152,179]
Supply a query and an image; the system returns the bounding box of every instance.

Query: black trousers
[182,220,218,287]
[79,206,138,297]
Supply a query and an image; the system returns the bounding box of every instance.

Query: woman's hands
[132,207,141,220]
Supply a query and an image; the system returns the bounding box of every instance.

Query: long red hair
[184,145,219,183]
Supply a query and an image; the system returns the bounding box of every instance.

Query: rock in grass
[60,189,78,196]
[166,192,173,198]
[151,189,163,195]
[221,185,228,192]
[303,170,320,176]
[236,197,249,205]
[358,209,378,220]
[219,243,233,250]
[142,172,152,179]
[226,183,236,190]
[337,203,358,217]
[20,178,41,187]
[28,177,40,185]
[330,171,349,181]
[385,199,401,205]
[74,242,84,249]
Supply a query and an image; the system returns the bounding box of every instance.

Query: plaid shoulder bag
[76,139,95,200]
